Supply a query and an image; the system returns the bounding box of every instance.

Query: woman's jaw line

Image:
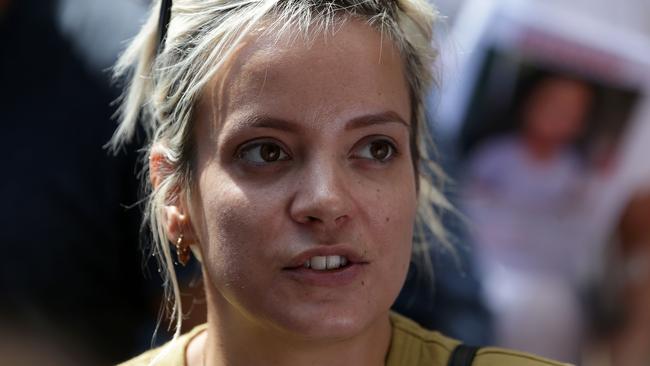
[199,283,393,366]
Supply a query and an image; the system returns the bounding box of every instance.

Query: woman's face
[189,20,416,340]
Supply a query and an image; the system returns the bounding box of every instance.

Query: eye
[238,141,290,164]
[354,138,397,162]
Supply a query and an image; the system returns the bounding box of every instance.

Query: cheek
[372,188,415,240]
[193,170,286,287]
[353,182,416,314]
[361,179,417,271]
[371,165,417,229]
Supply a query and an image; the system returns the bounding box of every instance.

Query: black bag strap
[447,344,480,366]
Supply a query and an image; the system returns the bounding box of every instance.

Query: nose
[289,158,352,231]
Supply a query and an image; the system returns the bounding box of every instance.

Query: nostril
[307,216,318,222]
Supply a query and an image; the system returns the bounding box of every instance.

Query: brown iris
[369,141,392,161]
[259,143,283,162]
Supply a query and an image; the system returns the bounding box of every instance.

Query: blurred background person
[432,1,650,364]
[460,73,595,363]
[611,187,650,366]
[590,186,650,366]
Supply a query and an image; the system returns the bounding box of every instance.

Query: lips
[283,246,367,270]
[282,246,368,287]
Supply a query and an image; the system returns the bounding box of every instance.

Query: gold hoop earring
[176,234,190,266]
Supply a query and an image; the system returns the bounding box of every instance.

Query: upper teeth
[304,255,348,270]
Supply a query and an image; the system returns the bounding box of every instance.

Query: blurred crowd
[1,0,151,364]
[1,0,649,365]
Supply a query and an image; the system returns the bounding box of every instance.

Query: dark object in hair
[157,0,173,54]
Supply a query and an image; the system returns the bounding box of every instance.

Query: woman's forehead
[199,19,411,133]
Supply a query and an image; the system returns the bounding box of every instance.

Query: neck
[192,279,393,366]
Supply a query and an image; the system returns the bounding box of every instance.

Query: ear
[149,144,173,192]
[149,145,200,253]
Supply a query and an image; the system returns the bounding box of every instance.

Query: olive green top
[119,313,572,366]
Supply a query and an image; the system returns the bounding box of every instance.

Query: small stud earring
[176,234,190,266]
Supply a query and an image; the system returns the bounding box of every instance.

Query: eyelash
[351,137,399,163]
[234,136,399,165]
[236,139,291,165]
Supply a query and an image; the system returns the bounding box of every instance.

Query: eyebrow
[345,111,410,131]
[230,111,410,134]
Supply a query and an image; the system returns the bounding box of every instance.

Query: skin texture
[154,20,418,366]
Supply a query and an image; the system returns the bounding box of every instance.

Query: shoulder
[117,324,207,366]
[388,312,571,366]
[473,347,572,366]
[388,312,460,366]
[389,311,459,350]
[117,347,160,366]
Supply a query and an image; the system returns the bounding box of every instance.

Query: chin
[279,314,370,341]
[261,297,389,341]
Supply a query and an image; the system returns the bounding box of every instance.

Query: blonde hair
[110,0,450,342]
